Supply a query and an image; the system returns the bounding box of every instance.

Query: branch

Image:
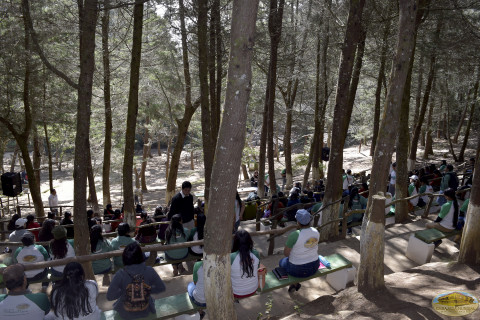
[21,0,78,90]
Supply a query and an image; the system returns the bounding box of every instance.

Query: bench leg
[385,215,395,226]
[102,273,111,286]
[326,267,355,291]
[405,234,435,265]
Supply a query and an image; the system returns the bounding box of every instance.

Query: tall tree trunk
[408,18,441,169]
[458,70,479,162]
[395,0,432,223]
[453,94,468,144]
[102,0,112,206]
[0,140,6,174]
[411,53,424,138]
[198,0,215,203]
[358,0,419,293]
[204,1,258,318]
[86,143,99,215]
[423,96,435,158]
[43,122,53,191]
[165,0,200,204]
[458,137,480,264]
[33,126,42,187]
[320,0,366,241]
[73,0,99,279]
[122,0,144,228]
[141,115,150,192]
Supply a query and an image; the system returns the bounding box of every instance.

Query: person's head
[51,262,92,319]
[307,191,314,199]
[181,181,192,196]
[51,188,56,195]
[347,169,352,175]
[106,204,112,210]
[444,188,456,201]
[295,209,312,226]
[154,206,163,216]
[420,176,429,185]
[87,209,94,218]
[15,217,27,230]
[361,182,369,190]
[232,230,254,277]
[47,212,55,219]
[3,264,27,291]
[278,191,284,198]
[26,214,35,223]
[117,222,130,237]
[140,211,148,221]
[441,160,447,165]
[470,157,475,165]
[446,164,454,172]
[166,214,185,243]
[409,175,419,183]
[136,203,143,213]
[64,211,72,219]
[295,182,301,188]
[21,232,35,246]
[90,225,103,253]
[392,162,397,169]
[114,209,121,218]
[122,242,145,266]
[51,226,68,259]
[254,171,258,177]
[7,214,20,230]
[290,192,299,200]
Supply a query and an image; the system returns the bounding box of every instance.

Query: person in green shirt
[90,225,113,274]
[110,223,137,269]
[426,188,459,247]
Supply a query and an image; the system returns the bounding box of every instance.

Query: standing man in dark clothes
[168,181,195,229]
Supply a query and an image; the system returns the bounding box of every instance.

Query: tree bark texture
[86,143,99,215]
[453,94,468,144]
[458,70,479,162]
[266,0,285,197]
[358,0,419,293]
[423,96,435,158]
[33,127,42,189]
[458,137,480,264]
[321,0,366,241]
[43,122,53,191]
[204,1,259,318]
[198,0,215,203]
[165,0,199,204]
[122,0,144,228]
[102,0,112,206]
[141,116,150,192]
[73,0,99,280]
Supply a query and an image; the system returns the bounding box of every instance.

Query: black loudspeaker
[1,172,23,197]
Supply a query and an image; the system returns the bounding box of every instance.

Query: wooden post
[422,194,434,218]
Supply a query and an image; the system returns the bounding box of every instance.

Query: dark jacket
[168,192,194,223]
[106,262,166,319]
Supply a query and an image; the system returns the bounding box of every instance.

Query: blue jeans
[187,282,206,307]
[234,220,241,232]
[28,268,49,288]
[436,191,447,206]
[279,257,320,278]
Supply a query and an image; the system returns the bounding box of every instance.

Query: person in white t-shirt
[46,262,101,320]
[0,263,50,320]
[48,189,59,216]
[279,209,320,292]
[230,230,260,299]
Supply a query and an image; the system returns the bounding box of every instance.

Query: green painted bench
[100,253,353,319]
[414,228,461,244]
[406,228,462,265]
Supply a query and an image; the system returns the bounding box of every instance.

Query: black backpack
[446,172,459,191]
[124,270,152,312]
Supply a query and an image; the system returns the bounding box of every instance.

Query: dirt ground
[1,137,479,319]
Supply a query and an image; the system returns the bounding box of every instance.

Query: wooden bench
[405,228,461,265]
[100,253,354,320]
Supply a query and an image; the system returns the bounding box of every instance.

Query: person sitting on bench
[50,226,75,278]
[165,214,189,276]
[279,209,320,292]
[426,188,459,247]
[231,230,260,299]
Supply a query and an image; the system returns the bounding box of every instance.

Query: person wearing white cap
[279,209,320,292]
[8,218,33,255]
[408,175,419,211]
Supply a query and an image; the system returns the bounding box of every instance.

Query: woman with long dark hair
[135,212,157,244]
[107,242,165,319]
[165,214,189,276]
[47,262,101,320]
[38,219,56,242]
[7,214,20,231]
[189,212,206,256]
[231,230,260,298]
[426,188,459,247]
[90,224,113,274]
[50,226,76,278]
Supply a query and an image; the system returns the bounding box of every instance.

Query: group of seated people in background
[1,205,329,320]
